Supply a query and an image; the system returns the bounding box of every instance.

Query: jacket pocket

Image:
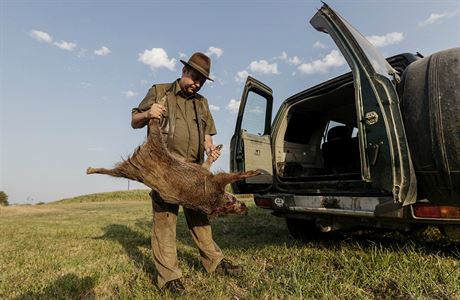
[199,115,207,130]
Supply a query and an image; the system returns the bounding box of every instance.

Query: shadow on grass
[132,206,292,251]
[200,206,460,259]
[97,224,158,283]
[14,273,96,300]
[210,206,460,259]
[301,229,460,259]
[123,206,291,273]
[99,206,459,282]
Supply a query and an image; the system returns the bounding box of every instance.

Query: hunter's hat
[180,52,213,81]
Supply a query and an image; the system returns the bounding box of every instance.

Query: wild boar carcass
[86,120,259,217]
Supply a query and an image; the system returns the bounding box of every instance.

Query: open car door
[230,76,273,194]
[310,3,417,205]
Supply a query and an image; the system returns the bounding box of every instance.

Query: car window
[335,10,394,79]
[241,91,268,135]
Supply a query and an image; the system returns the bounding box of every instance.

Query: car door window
[241,91,268,136]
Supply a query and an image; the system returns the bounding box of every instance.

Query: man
[131,52,242,296]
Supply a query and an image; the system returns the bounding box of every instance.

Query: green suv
[230,3,460,240]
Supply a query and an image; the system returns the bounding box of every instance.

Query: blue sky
[1,0,459,204]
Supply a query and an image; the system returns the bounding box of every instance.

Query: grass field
[1,190,459,299]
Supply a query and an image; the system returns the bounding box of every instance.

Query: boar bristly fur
[87,119,259,217]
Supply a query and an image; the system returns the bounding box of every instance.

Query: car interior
[274,81,361,180]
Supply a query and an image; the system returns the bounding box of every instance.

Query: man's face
[180,67,207,96]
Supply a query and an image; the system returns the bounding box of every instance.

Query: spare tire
[400,47,460,204]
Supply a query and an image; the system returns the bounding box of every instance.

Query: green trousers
[151,192,224,288]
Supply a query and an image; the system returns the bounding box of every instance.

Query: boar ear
[215,170,261,185]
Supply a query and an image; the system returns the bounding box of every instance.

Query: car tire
[285,217,322,241]
[440,225,460,241]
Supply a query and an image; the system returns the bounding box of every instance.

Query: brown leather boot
[214,259,243,276]
[163,279,186,296]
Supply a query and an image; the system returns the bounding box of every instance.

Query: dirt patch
[0,205,63,217]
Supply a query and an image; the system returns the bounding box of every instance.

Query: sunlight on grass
[1,191,459,299]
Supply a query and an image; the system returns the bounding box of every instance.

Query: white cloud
[227,99,240,113]
[313,41,328,49]
[53,40,77,51]
[249,106,265,114]
[209,104,220,111]
[94,46,111,56]
[366,32,404,47]
[288,56,301,66]
[418,10,459,26]
[138,48,176,71]
[249,60,279,74]
[205,46,223,58]
[30,29,78,52]
[279,52,301,66]
[178,52,187,59]
[124,90,138,97]
[420,13,446,26]
[235,70,251,82]
[30,30,53,43]
[298,50,345,75]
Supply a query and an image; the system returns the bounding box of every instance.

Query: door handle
[369,143,380,165]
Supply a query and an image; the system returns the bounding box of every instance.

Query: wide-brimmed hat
[180,52,213,82]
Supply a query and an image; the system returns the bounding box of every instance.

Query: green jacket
[132,81,216,164]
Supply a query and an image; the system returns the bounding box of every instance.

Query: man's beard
[186,85,198,95]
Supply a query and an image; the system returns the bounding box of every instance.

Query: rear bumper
[254,194,460,223]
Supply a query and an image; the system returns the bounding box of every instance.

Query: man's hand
[147,103,166,120]
[205,144,221,162]
[204,134,221,162]
[132,103,167,129]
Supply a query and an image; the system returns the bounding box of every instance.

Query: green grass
[1,190,459,299]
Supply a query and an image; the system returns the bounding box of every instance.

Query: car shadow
[14,273,96,300]
[203,206,460,259]
[301,229,460,259]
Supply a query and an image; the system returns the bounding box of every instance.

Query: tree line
[0,191,8,206]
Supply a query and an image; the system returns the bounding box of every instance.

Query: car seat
[322,125,359,174]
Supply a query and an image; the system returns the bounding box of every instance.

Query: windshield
[336,11,395,78]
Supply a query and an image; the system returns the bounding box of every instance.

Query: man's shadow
[14,273,96,300]
[98,220,212,278]
[97,224,158,282]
